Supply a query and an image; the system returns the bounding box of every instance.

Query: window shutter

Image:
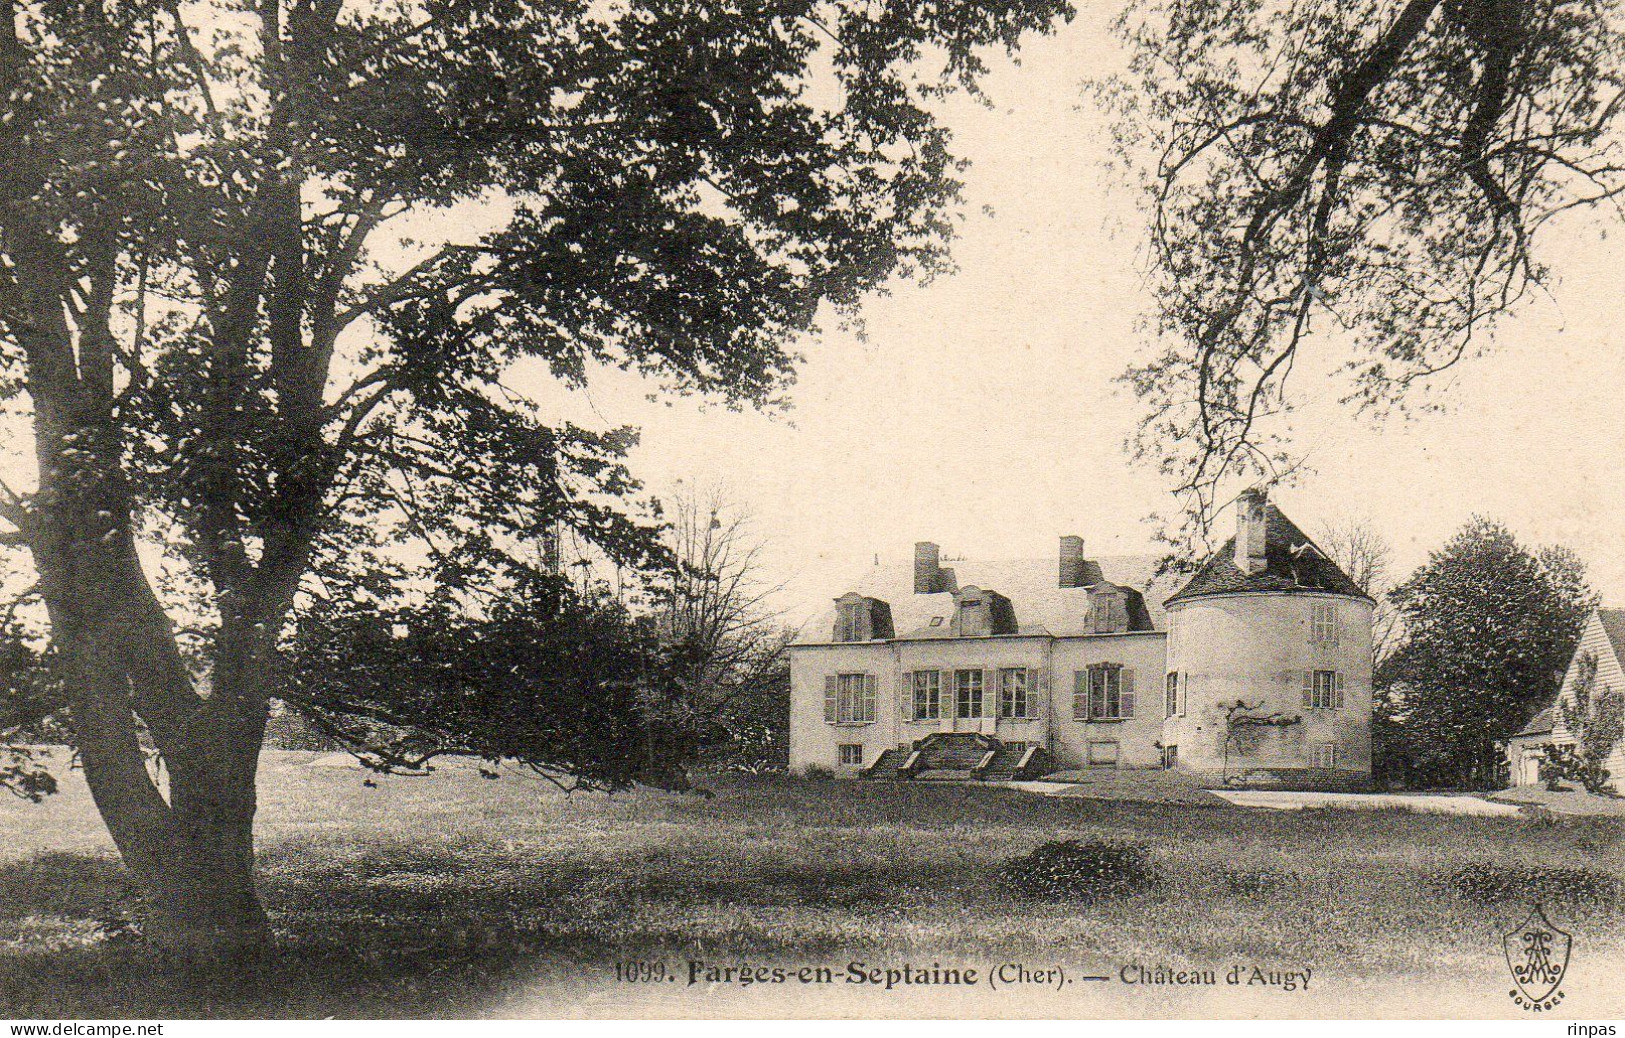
[1179,674,1187,716]
[1121,669,1135,718]
[1301,669,1313,708]
[825,675,838,723]
[981,669,993,717]
[1334,672,1346,710]
[863,673,878,722]
[1073,671,1087,720]
[900,672,913,718]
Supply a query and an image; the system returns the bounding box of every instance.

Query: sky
[0,6,1595,631]
[501,8,1625,629]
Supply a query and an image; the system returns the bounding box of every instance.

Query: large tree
[0,0,1074,957]
[1110,0,1625,545]
[1317,515,1399,663]
[1377,516,1595,788]
[655,483,791,774]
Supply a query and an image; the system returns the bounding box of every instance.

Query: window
[1075,665,1135,720]
[1312,743,1338,769]
[998,668,1029,719]
[836,603,863,642]
[911,671,941,721]
[1162,744,1179,768]
[824,673,877,724]
[929,616,944,627]
[955,669,984,719]
[1303,669,1345,710]
[1088,740,1120,766]
[1004,741,1029,753]
[1091,593,1121,633]
[1310,602,1340,648]
[1165,672,1179,718]
[838,744,864,767]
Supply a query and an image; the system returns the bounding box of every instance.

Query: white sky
[507,10,1625,628]
[5,9,1611,634]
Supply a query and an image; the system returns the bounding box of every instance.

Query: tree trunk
[141,748,271,959]
[30,438,277,961]
[56,599,273,960]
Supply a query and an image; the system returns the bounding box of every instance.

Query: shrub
[1441,861,1620,907]
[803,764,835,781]
[999,839,1155,901]
[1540,744,1617,797]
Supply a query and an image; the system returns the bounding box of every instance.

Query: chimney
[914,541,941,594]
[1235,489,1269,575]
[1058,535,1086,588]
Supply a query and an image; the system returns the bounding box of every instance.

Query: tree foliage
[0,0,1074,954]
[1108,0,1625,544]
[1546,649,1625,794]
[1377,516,1595,787]
[282,578,675,791]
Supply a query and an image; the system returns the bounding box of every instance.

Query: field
[3,750,1625,1018]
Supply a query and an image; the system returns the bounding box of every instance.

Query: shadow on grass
[0,850,609,1018]
[0,845,996,1018]
[9,778,1625,1018]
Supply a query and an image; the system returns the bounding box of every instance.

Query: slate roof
[1598,608,1625,668]
[1164,503,1370,605]
[794,555,1186,645]
[1512,707,1555,738]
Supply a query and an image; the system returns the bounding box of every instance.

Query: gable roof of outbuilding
[1509,607,1625,741]
[1164,503,1371,606]
[1512,707,1555,738]
[1596,608,1625,669]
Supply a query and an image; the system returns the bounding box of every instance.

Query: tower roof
[1165,502,1371,606]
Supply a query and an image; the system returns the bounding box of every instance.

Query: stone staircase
[862,747,913,780]
[861,732,1054,783]
[979,743,1054,783]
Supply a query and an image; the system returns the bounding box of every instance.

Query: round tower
[1161,491,1374,790]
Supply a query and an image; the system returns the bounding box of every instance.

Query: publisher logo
[1504,905,1570,1011]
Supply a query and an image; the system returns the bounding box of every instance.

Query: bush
[1540,744,1617,796]
[1441,861,1620,907]
[803,764,835,781]
[999,839,1155,901]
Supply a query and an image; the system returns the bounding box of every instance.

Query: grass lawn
[3,750,1625,1018]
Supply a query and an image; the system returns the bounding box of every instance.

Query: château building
[787,490,1375,790]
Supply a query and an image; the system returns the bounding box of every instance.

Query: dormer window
[831,594,894,642]
[949,587,1016,637]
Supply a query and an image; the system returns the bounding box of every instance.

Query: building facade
[1502,607,1625,790]
[788,490,1376,790]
